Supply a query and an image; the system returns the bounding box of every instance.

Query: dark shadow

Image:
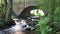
[17,6,38,18]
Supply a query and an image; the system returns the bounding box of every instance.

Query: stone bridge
[13,0,37,15]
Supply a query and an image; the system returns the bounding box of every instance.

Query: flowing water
[0,19,34,34]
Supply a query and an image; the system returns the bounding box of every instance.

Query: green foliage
[35,0,60,34]
[0,0,7,28]
[53,7,60,31]
[36,0,52,12]
[37,17,52,34]
[35,0,53,34]
[0,0,14,29]
[54,7,60,22]
[0,0,7,19]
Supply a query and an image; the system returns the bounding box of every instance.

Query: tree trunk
[5,0,13,21]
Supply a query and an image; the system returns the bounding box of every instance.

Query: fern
[36,17,52,34]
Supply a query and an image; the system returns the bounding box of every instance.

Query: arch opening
[18,6,46,18]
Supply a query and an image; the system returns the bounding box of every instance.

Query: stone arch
[17,6,38,18]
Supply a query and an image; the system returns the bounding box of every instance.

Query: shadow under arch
[17,6,39,18]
